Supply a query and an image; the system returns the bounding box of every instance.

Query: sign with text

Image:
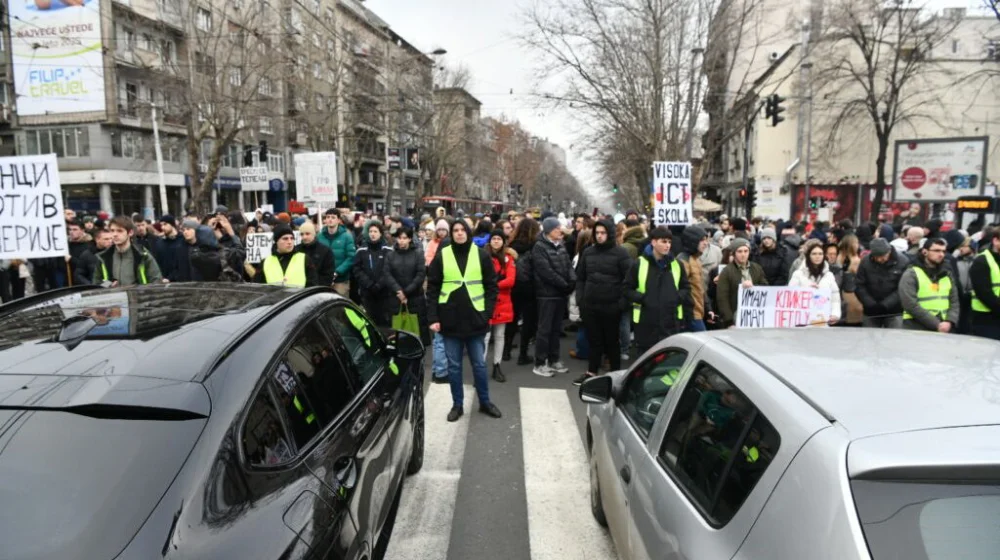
[652,161,693,226]
[736,285,834,328]
[239,166,269,192]
[892,137,988,202]
[0,154,67,259]
[295,152,338,204]
[387,147,401,170]
[245,232,302,264]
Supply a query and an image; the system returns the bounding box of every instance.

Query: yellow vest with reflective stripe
[344,308,372,348]
[633,257,683,323]
[99,250,149,284]
[263,252,307,287]
[903,267,952,320]
[971,251,1000,312]
[438,245,485,311]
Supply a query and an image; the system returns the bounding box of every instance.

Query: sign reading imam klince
[9,0,107,116]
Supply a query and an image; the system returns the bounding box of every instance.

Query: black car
[0,283,426,560]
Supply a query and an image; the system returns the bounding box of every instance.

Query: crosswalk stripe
[384,383,472,560]
[520,388,618,560]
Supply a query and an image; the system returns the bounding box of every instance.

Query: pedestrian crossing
[385,383,619,560]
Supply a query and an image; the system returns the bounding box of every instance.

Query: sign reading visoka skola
[652,161,693,226]
[9,0,107,116]
[736,285,833,328]
[0,154,67,259]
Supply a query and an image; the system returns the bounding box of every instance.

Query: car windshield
[852,479,1000,560]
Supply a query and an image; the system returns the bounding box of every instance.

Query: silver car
[580,328,1000,560]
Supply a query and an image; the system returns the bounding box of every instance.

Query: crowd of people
[3,203,998,421]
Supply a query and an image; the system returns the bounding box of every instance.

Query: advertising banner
[736,285,834,328]
[652,161,693,226]
[387,147,401,170]
[245,232,302,264]
[406,148,420,170]
[9,0,106,116]
[892,137,988,202]
[239,166,269,192]
[0,154,68,259]
[294,152,338,204]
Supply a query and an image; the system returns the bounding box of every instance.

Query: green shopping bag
[392,304,420,335]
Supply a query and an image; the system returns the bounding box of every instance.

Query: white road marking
[520,388,619,560]
[384,383,471,560]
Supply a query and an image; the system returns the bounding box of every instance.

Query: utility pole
[804,79,814,221]
[151,103,168,216]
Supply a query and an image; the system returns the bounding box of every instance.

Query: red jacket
[490,250,516,325]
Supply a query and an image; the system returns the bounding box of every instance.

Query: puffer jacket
[788,260,843,325]
[622,226,646,260]
[531,235,575,299]
[854,249,909,316]
[510,238,536,297]
[754,244,795,286]
[385,242,426,316]
[576,220,631,314]
[490,248,516,324]
[624,244,692,349]
[189,225,223,281]
[353,221,394,325]
[317,224,356,281]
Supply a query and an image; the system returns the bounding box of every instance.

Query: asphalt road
[384,331,626,560]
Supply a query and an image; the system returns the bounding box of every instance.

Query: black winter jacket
[156,235,184,281]
[855,250,909,315]
[353,240,393,297]
[531,235,575,299]
[385,243,427,316]
[969,249,1000,319]
[509,239,536,297]
[426,240,498,337]
[625,250,692,349]
[299,241,335,286]
[754,244,795,286]
[68,240,98,286]
[576,238,631,314]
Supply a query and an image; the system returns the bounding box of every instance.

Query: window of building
[25,128,90,158]
[230,68,242,87]
[140,33,153,51]
[120,26,135,51]
[657,362,781,526]
[159,39,175,64]
[268,153,284,174]
[222,143,241,167]
[312,32,321,48]
[316,94,324,110]
[258,77,272,96]
[195,52,215,75]
[952,39,960,54]
[312,62,322,79]
[165,137,183,163]
[111,130,144,159]
[259,117,273,135]
[196,7,212,31]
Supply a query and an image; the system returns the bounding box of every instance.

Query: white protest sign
[295,152,338,204]
[653,161,693,226]
[240,166,269,192]
[0,154,68,259]
[736,285,834,328]
[245,232,302,264]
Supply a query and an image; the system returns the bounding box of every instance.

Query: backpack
[515,249,533,291]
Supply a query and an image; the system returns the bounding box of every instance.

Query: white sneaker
[533,364,555,377]
[549,361,570,374]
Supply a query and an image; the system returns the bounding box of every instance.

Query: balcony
[112,0,184,32]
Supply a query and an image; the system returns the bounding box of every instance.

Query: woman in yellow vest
[256,225,315,287]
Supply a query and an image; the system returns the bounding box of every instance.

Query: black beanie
[273,224,294,243]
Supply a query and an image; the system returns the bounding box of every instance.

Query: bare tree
[987,0,1000,22]
[810,0,959,221]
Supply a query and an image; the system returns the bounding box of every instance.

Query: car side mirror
[388,330,424,360]
[579,375,613,405]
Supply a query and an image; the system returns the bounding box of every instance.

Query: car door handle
[334,456,359,491]
[620,465,631,485]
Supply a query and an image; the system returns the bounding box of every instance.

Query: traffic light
[739,187,747,198]
[259,140,268,163]
[613,183,619,194]
[809,197,819,209]
[749,186,757,208]
[242,145,253,167]
[765,94,786,127]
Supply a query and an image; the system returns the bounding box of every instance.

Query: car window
[243,380,295,466]
[618,348,688,439]
[657,362,780,526]
[323,305,385,385]
[267,318,357,452]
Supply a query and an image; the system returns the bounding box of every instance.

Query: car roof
[0,283,308,383]
[702,328,1000,438]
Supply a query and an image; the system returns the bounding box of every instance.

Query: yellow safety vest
[903,267,952,320]
[633,257,683,323]
[659,368,680,387]
[263,252,307,287]
[292,395,316,424]
[971,251,1000,312]
[99,251,149,284]
[438,245,485,311]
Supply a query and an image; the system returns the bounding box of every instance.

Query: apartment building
[702,1,999,221]
[433,86,484,199]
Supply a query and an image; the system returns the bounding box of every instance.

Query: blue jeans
[689,319,707,332]
[432,332,448,378]
[444,334,490,408]
[575,327,589,359]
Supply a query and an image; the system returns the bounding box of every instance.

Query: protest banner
[736,285,834,328]
[245,232,302,264]
[239,166,269,191]
[652,161,693,226]
[295,152,338,204]
[0,154,68,259]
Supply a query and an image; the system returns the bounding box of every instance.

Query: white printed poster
[57,291,131,336]
[239,166,269,192]
[295,152,338,204]
[10,0,107,116]
[245,232,302,264]
[0,154,68,259]
[736,285,833,328]
[893,137,988,202]
[652,161,693,226]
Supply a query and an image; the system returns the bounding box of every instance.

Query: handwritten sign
[239,166,269,192]
[245,232,302,264]
[653,161,693,226]
[0,154,67,259]
[736,285,833,328]
[295,152,338,204]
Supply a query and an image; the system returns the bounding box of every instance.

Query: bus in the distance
[420,196,505,216]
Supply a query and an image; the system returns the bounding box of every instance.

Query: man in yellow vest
[899,238,959,332]
[427,219,501,422]
[969,227,1000,340]
[256,225,316,287]
[624,226,691,357]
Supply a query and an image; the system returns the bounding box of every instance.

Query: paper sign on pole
[0,154,68,259]
[245,232,302,264]
[295,152,338,204]
[240,166,269,192]
[736,285,833,328]
[652,161,693,226]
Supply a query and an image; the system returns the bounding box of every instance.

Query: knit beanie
[542,216,561,235]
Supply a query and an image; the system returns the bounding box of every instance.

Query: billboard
[9,0,106,116]
[892,137,988,203]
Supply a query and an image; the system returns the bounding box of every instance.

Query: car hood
[0,376,207,560]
